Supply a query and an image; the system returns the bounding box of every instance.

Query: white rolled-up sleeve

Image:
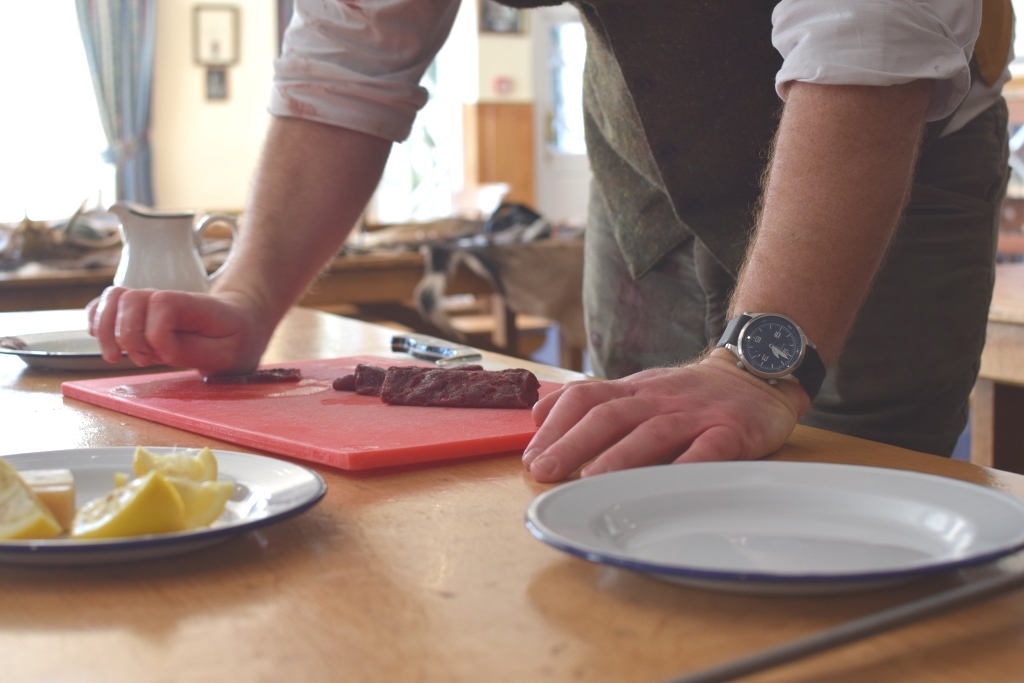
[772,0,983,121]
[270,0,460,142]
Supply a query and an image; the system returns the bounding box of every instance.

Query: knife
[665,563,1024,683]
[391,334,483,365]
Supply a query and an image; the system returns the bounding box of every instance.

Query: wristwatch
[716,312,827,400]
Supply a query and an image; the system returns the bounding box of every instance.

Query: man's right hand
[522,352,809,482]
[86,286,272,376]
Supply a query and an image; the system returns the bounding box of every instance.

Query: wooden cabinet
[464,102,536,208]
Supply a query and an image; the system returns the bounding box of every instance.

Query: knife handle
[391,335,483,363]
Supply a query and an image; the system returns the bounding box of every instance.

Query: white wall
[478,31,534,104]
[148,1,536,214]
[150,0,277,213]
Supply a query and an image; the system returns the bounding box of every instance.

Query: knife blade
[665,563,1024,683]
[391,334,483,365]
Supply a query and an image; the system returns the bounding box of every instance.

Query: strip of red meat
[353,364,388,396]
[332,374,357,391]
[333,364,484,395]
[380,367,539,409]
[204,368,302,384]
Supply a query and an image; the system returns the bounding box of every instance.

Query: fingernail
[530,455,556,478]
[522,447,540,466]
[581,461,605,478]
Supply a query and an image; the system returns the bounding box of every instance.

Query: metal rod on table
[665,567,1024,683]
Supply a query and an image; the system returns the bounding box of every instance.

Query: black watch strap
[717,314,749,350]
[791,346,826,400]
[717,313,827,400]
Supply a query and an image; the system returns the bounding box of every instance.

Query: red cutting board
[62,356,562,471]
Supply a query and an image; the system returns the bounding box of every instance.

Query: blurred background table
[0,237,586,369]
[0,251,486,315]
[973,263,1024,474]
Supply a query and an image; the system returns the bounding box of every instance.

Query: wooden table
[973,263,1024,473]
[4,309,1024,682]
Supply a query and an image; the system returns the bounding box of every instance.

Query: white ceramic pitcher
[110,202,238,292]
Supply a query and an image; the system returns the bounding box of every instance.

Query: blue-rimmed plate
[0,330,138,371]
[525,461,1024,595]
[0,447,327,565]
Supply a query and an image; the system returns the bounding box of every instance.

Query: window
[1013,0,1024,77]
[0,2,114,223]
[371,60,459,224]
[532,6,590,226]
[547,21,586,155]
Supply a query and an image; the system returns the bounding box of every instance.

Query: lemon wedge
[133,447,218,482]
[19,469,75,532]
[71,471,187,539]
[124,448,231,529]
[0,458,62,540]
[168,478,233,528]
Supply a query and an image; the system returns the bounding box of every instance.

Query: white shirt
[270,0,458,143]
[773,0,1009,134]
[271,0,1006,142]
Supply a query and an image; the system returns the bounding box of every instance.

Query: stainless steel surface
[391,334,483,364]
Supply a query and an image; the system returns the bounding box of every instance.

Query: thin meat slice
[380,367,540,409]
[333,364,484,395]
[204,368,302,384]
[332,374,357,391]
[353,364,388,396]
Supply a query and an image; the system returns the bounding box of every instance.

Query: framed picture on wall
[206,67,229,101]
[480,0,523,34]
[193,5,240,66]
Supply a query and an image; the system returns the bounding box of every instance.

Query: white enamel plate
[525,461,1024,594]
[0,330,138,371]
[0,447,327,565]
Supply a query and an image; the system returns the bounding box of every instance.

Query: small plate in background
[0,330,138,371]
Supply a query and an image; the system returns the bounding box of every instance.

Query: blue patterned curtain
[75,0,156,205]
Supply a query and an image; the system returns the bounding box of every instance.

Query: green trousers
[583,99,1010,457]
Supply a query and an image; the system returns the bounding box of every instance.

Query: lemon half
[71,471,187,539]
[134,447,218,482]
[172,479,234,528]
[0,458,62,540]
[126,447,231,529]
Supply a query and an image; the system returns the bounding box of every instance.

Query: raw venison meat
[380,367,539,409]
[353,364,388,396]
[333,364,484,396]
[204,368,302,384]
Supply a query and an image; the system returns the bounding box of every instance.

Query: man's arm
[523,79,934,482]
[89,117,391,373]
[212,117,391,327]
[727,79,934,364]
[88,0,459,373]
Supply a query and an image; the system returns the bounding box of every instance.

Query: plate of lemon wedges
[0,447,327,565]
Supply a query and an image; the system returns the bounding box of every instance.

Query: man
[89,0,1012,483]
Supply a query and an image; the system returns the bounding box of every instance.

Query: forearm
[729,80,934,366]
[211,116,391,324]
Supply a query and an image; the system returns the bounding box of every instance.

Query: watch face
[738,315,804,377]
